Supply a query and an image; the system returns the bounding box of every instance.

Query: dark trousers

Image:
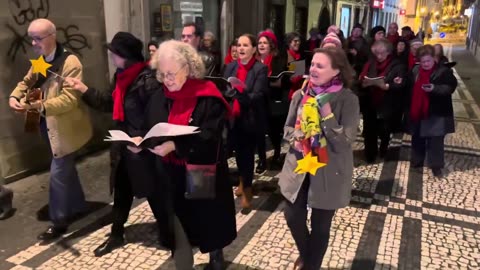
[411,133,445,169]
[40,118,86,227]
[231,126,255,188]
[268,114,286,158]
[255,130,267,164]
[363,107,391,160]
[284,178,336,270]
[111,161,166,238]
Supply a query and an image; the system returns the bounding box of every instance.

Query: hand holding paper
[149,141,176,157]
[105,122,200,146]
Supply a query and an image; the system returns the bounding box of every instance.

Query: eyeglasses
[157,64,186,81]
[27,32,54,43]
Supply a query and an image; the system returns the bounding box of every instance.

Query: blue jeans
[40,118,86,227]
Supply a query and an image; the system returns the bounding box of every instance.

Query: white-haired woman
[141,40,236,270]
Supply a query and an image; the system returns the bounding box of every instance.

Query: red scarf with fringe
[112,62,147,121]
[233,57,256,117]
[163,79,232,164]
[359,55,393,106]
[259,54,273,76]
[410,66,435,122]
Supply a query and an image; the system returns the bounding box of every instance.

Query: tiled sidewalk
[2,67,480,270]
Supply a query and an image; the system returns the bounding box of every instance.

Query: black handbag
[184,142,221,200]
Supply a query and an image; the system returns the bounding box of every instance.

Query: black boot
[37,225,68,241]
[0,186,14,220]
[94,235,125,257]
[255,160,267,174]
[207,249,225,270]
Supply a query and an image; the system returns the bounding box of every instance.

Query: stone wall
[0,0,111,183]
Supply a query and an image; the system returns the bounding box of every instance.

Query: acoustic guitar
[24,87,42,133]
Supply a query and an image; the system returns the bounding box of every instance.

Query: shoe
[234,178,243,197]
[255,161,267,175]
[206,249,225,270]
[93,235,125,257]
[411,162,423,168]
[0,187,14,220]
[432,168,443,177]
[293,256,304,270]
[365,155,376,164]
[37,226,67,241]
[241,187,252,211]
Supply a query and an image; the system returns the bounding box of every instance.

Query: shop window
[149,0,219,43]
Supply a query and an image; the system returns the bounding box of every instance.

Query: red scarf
[224,48,234,65]
[112,62,147,121]
[408,52,416,70]
[387,33,400,45]
[359,55,393,107]
[309,39,318,51]
[233,57,256,117]
[287,49,303,100]
[288,49,301,61]
[410,66,435,122]
[258,54,273,76]
[163,79,232,164]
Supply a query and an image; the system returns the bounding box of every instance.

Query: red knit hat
[258,31,278,47]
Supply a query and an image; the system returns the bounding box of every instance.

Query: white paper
[227,77,246,90]
[288,60,306,76]
[104,122,200,146]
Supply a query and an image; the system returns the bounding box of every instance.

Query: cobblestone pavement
[1,63,479,269]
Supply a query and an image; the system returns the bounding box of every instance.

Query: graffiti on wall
[6,0,91,61]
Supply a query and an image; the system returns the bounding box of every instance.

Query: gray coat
[278,87,360,210]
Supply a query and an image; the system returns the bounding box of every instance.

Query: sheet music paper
[105,123,200,146]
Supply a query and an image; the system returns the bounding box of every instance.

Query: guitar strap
[32,44,72,89]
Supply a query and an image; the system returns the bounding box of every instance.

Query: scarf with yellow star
[293,78,343,174]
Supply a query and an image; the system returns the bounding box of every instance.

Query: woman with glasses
[359,39,407,163]
[285,32,305,100]
[223,34,269,211]
[144,40,236,269]
[406,45,457,177]
[66,32,164,257]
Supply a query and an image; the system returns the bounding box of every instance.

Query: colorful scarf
[112,62,147,121]
[293,78,343,173]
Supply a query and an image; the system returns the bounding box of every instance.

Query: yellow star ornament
[294,151,326,175]
[30,55,52,77]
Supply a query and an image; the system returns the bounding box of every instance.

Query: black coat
[223,60,269,132]
[361,58,408,126]
[406,64,458,136]
[81,67,161,197]
[267,53,290,117]
[346,37,370,78]
[145,86,237,252]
